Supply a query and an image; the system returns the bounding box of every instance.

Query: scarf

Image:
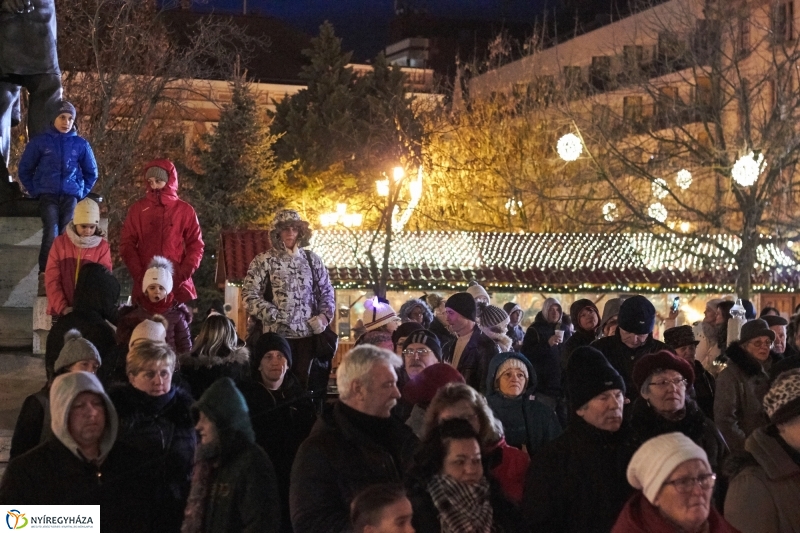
[427,474,494,533]
[181,444,220,533]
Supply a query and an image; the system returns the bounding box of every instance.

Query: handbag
[303,250,338,363]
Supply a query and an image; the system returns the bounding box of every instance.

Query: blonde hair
[193,315,238,358]
[422,382,503,446]
[126,340,176,376]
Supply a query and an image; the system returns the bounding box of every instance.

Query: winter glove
[308,314,329,334]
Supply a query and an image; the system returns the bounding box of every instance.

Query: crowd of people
[3,98,800,532]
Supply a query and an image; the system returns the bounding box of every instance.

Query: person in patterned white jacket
[241,209,335,396]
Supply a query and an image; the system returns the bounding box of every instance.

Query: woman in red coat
[119,159,203,305]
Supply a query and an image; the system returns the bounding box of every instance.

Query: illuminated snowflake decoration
[651,178,669,199]
[602,202,618,222]
[676,169,693,190]
[732,151,766,187]
[557,133,583,162]
[648,202,668,223]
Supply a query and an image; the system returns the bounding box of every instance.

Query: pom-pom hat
[54,329,102,373]
[362,297,400,332]
[142,255,174,295]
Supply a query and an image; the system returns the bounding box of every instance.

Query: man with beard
[290,346,418,533]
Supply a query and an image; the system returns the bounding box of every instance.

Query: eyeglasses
[650,378,688,389]
[663,473,716,493]
[403,348,432,358]
[747,340,773,349]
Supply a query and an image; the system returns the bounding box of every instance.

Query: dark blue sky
[192,0,546,59]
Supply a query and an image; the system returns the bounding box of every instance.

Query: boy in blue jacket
[18,100,98,295]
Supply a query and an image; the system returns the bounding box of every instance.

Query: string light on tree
[602,202,618,221]
[648,202,668,222]
[652,178,669,199]
[732,151,766,187]
[557,133,583,161]
[505,198,523,216]
[676,169,693,190]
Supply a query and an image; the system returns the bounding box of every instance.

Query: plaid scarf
[427,474,494,533]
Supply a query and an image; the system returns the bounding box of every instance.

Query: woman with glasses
[484,352,561,456]
[715,319,778,453]
[613,432,738,532]
[630,351,728,479]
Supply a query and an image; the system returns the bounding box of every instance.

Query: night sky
[192,0,546,60]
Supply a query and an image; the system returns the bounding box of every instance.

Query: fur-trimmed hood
[726,341,779,378]
[181,345,249,370]
[399,298,434,329]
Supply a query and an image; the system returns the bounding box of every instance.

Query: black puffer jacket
[239,374,316,533]
[179,345,250,399]
[591,330,668,405]
[629,397,728,474]
[442,325,499,391]
[46,262,119,382]
[290,401,418,533]
[109,383,196,533]
[523,417,636,533]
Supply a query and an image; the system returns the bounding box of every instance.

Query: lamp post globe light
[648,202,668,223]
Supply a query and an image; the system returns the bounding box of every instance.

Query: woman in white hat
[613,432,738,532]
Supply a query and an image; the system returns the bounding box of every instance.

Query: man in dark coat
[0,371,153,532]
[238,332,316,533]
[521,297,569,423]
[523,347,636,533]
[45,263,120,383]
[290,345,418,533]
[591,295,667,406]
[441,292,499,390]
[0,0,62,187]
[664,325,716,419]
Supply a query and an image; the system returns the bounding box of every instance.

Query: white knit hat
[362,297,400,332]
[129,315,168,349]
[496,357,528,380]
[467,280,490,303]
[627,432,710,504]
[142,255,174,295]
[73,198,100,226]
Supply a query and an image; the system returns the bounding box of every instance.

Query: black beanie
[567,346,626,409]
[402,329,443,361]
[252,332,292,370]
[446,292,477,322]
[617,295,656,335]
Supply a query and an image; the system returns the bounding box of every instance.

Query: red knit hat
[402,363,465,406]
[632,350,695,390]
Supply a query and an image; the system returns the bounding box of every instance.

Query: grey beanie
[144,166,169,183]
[54,329,102,373]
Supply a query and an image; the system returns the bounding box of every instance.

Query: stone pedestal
[33,296,51,355]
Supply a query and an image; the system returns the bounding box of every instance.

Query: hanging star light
[652,178,669,199]
[557,133,582,161]
[602,202,618,221]
[676,169,693,189]
[648,202,668,222]
[732,151,766,187]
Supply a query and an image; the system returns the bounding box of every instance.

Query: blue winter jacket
[18,127,98,198]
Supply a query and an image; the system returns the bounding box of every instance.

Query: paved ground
[0,350,45,480]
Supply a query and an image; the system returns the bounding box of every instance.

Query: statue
[0,0,62,212]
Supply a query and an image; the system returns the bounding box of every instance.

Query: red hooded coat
[119,160,204,304]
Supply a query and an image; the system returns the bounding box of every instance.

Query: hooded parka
[119,159,203,304]
[485,352,562,455]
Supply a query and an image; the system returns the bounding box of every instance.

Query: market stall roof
[218,229,800,293]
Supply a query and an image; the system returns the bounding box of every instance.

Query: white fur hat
[627,432,710,504]
[142,256,174,295]
[73,198,100,226]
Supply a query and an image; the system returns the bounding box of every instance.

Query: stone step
[0,307,33,349]
[0,217,41,246]
[0,430,11,481]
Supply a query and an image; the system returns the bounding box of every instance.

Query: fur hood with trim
[50,371,118,463]
[399,298,434,329]
[181,345,249,370]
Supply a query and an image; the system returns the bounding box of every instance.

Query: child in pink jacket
[45,198,112,317]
